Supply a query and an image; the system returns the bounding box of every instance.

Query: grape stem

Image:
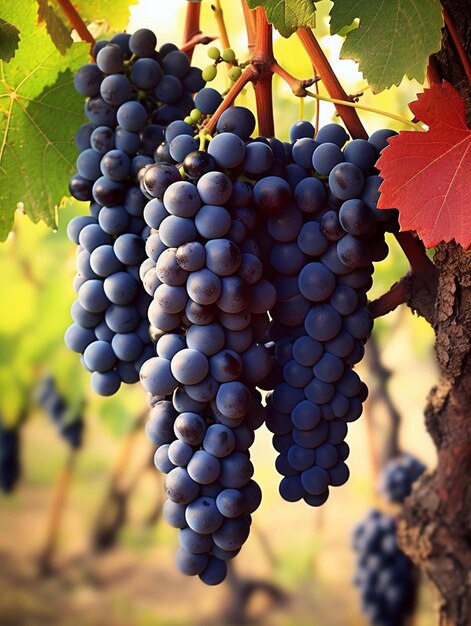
[297,28,368,140]
[203,65,256,134]
[304,89,423,130]
[443,7,471,83]
[182,1,202,61]
[241,0,257,52]
[56,0,95,49]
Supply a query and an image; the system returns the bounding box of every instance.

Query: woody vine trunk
[397,2,471,625]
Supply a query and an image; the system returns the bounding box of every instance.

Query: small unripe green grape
[184,116,193,124]
[228,66,242,82]
[207,46,221,60]
[190,108,202,123]
[222,48,236,63]
[202,64,218,82]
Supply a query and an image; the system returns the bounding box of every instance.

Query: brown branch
[241,0,257,53]
[37,448,78,575]
[296,28,368,140]
[394,232,436,275]
[427,55,442,86]
[203,65,257,134]
[56,0,95,48]
[443,8,471,83]
[366,335,402,461]
[180,33,217,54]
[370,280,410,318]
[90,408,148,552]
[252,8,274,137]
[182,1,201,62]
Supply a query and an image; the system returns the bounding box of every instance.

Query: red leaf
[377,81,471,249]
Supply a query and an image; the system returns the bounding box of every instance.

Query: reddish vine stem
[241,0,257,52]
[252,8,275,137]
[56,0,95,48]
[271,62,318,96]
[180,33,217,54]
[182,1,202,61]
[204,65,256,134]
[442,7,471,83]
[296,28,368,140]
[370,280,410,318]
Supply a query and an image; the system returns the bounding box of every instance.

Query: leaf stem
[443,8,471,83]
[297,28,368,140]
[56,0,95,49]
[241,0,256,53]
[182,1,202,61]
[304,89,423,130]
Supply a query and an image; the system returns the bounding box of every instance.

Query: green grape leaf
[329,0,443,92]
[0,1,88,240]
[37,0,74,55]
[0,19,20,63]
[245,0,317,38]
[73,0,139,32]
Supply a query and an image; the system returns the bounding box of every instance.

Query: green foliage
[0,1,89,240]
[0,19,20,63]
[329,0,443,92]
[73,0,138,32]
[37,0,74,55]
[246,0,318,37]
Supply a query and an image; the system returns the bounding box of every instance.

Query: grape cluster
[66,29,205,395]
[139,106,284,584]
[352,509,417,626]
[0,420,20,493]
[379,453,425,504]
[35,376,84,449]
[262,122,399,505]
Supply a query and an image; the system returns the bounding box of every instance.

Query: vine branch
[180,33,217,54]
[182,1,202,61]
[443,7,471,83]
[369,280,410,318]
[252,8,274,137]
[296,28,368,140]
[56,0,95,48]
[203,65,257,134]
[241,0,256,52]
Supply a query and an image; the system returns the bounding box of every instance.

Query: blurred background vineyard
[0,1,437,624]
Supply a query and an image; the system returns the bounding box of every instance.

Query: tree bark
[397,3,471,624]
